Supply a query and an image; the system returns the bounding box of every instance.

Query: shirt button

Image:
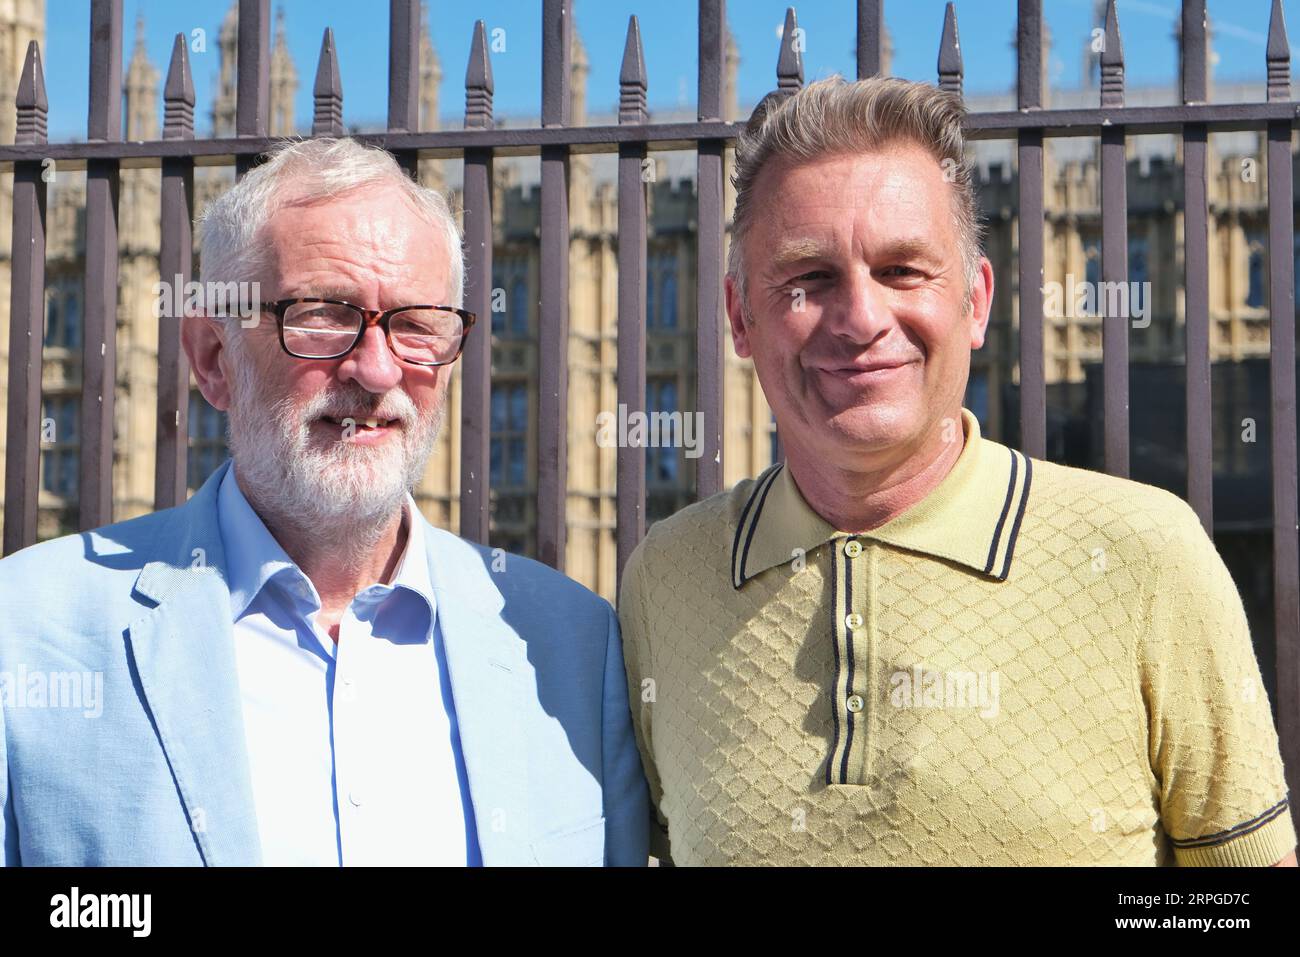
[846,694,865,713]
[349,790,363,807]
[844,539,862,558]
[845,612,863,630]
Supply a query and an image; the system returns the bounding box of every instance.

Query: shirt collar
[731,409,1033,588]
[216,464,435,623]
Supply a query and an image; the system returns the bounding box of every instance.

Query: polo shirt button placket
[829,537,870,786]
[844,606,865,758]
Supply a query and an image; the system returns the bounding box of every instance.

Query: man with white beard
[0,138,649,867]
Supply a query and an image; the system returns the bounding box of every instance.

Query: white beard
[222,336,444,536]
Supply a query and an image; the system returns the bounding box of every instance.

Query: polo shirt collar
[216,463,434,623]
[731,409,1033,588]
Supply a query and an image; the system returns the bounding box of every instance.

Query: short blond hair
[728,75,983,309]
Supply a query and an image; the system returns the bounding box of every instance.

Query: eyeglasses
[260,298,477,366]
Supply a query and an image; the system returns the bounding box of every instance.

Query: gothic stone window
[1246,232,1267,309]
[40,395,79,499]
[490,380,529,489]
[188,390,229,491]
[44,277,82,350]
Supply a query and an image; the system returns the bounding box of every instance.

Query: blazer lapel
[426,528,532,866]
[124,460,262,866]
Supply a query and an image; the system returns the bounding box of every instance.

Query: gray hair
[197,137,463,309]
[728,75,983,311]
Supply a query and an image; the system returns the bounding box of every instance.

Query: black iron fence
[1,0,1297,831]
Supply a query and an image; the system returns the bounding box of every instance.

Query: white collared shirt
[216,466,480,865]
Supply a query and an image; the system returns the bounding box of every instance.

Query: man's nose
[824,270,892,345]
[338,325,404,393]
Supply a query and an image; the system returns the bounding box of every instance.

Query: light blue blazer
[0,459,649,866]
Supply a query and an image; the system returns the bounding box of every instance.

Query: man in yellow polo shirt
[618,75,1297,866]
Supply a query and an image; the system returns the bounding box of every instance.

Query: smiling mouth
[318,415,399,430]
[819,361,913,375]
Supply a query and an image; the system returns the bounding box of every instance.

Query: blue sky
[38,0,1300,140]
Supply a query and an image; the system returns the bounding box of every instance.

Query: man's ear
[181,314,234,412]
[724,273,753,359]
[968,256,995,350]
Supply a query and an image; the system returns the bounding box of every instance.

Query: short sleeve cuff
[650,818,672,863]
[1172,799,1296,867]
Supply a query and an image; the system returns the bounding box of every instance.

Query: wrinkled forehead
[747,146,958,251]
[753,142,950,208]
[258,185,451,294]
[260,182,441,248]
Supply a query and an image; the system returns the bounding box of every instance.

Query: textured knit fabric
[619,409,1295,866]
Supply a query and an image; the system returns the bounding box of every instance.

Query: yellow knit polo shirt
[618,409,1295,865]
